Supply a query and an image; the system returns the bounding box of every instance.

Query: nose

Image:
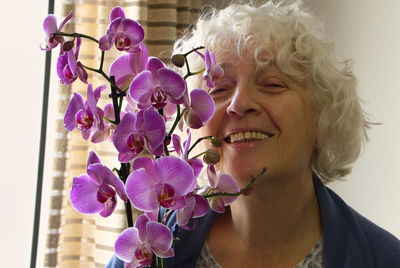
[226,84,259,117]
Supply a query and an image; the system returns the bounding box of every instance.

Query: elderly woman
[107,1,400,267]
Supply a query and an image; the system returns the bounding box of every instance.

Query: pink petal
[192,194,209,218]
[129,71,154,106]
[154,156,194,195]
[64,92,84,131]
[99,35,112,51]
[115,227,140,262]
[112,112,137,153]
[146,222,173,255]
[188,89,215,125]
[158,68,186,102]
[135,214,150,242]
[87,151,101,168]
[207,164,219,188]
[125,169,159,211]
[177,195,196,226]
[58,11,73,31]
[209,196,226,213]
[146,57,165,84]
[172,134,182,155]
[43,14,58,36]
[218,174,239,206]
[122,19,144,45]
[99,195,117,217]
[70,174,102,214]
[110,6,126,21]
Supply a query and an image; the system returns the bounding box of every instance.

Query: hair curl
[173,1,370,183]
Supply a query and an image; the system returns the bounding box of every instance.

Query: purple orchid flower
[182,89,215,129]
[64,83,106,141]
[172,130,203,183]
[112,109,166,163]
[109,43,148,90]
[70,151,128,217]
[115,214,174,267]
[176,193,208,230]
[129,57,187,110]
[41,11,73,51]
[99,6,144,53]
[56,37,88,84]
[125,156,195,212]
[197,49,224,88]
[203,164,239,213]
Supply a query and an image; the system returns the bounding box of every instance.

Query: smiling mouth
[224,131,274,143]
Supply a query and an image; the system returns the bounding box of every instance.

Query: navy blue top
[106,176,400,267]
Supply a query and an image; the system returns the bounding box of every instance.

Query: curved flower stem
[52,32,99,43]
[190,151,206,159]
[203,167,267,199]
[103,116,115,125]
[99,51,105,72]
[82,64,122,93]
[186,136,213,158]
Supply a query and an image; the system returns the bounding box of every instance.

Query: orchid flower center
[114,32,131,51]
[63,64,76,80]
[97,184,116,203]
[150,88,167,109]
[75,108,94,130]
[155,183,176,208]
[134,244,153,266]
[126,132,145,153]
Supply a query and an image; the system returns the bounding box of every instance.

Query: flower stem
[167,105,181,137]
[203,167,267,199]
[190,151,206,159]
[52,32,99,43]
[186,136,213,158]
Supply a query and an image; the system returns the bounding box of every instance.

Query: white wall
[0,0,47,267]
[304,0,400,238]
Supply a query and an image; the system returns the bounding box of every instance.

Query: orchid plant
[41,7,265,267]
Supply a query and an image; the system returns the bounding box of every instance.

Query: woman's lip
[223,129,275,140]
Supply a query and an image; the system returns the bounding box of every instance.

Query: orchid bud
[210,137,222,147]
[203,149,220,164]
[171,54,185,68]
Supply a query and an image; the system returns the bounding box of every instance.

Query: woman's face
[201,52,317,187]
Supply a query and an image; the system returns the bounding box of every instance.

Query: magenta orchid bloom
[109,43,148,90]
[182,89,215,129]
[41,11,72,51]
[70,151,128,217]
[129,57,187,110]
[112,109,166,163]
[172,130,203,183]
[56,37,88,84]
[197,50,224,88]
[176,193,208,230]
[203,164,239,213]
[99,6,144,53]
[115,214,174,267]
[126,156,195,212]
[64,83,106,141]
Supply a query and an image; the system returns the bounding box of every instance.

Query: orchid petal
[135,214,150,242]
[158,68,186,102]
[154,156,194,195]
[146,222,173,255]
[67,50,77,77]
[129,71,154,107]
[87,163,128,202]
[76,62,88,84]
[132,157,159,184]
[177,195,196,226]
[138,108,166,155]
[112,112,137,153]
[192,194,209,218]
[122,19,144,45]
[207,164,219,188]
[58,11,73,31]
[64,92,84,131]
[218,174,239,206]
[87,151,101,168]
[114,227,140,262]
[172,134,182,155]
[70,174,102,214]
[188,89,215,125]
[99,35,112,51]
[43,15,58,36]
[126,169,159,211]
[110,6,126,21]
[146,57,165,82]
[209,195,226,213]
[99,195,117,217]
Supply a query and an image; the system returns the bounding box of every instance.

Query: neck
[221,171,322,248]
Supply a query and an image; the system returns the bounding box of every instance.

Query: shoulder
[320,180,400,267]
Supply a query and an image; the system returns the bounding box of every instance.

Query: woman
[108,1,400,267]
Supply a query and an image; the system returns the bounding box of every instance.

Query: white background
[1,0,399,267]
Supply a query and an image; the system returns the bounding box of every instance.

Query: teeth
[229,131,271,143]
